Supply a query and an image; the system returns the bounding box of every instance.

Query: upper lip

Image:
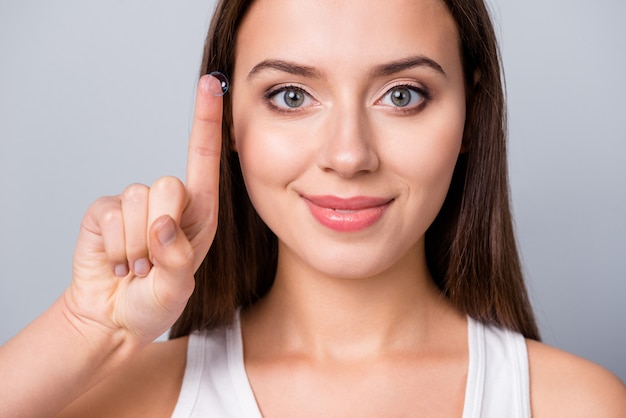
[301,194,393,210]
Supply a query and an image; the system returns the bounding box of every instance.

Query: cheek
[382,105,465,188]
[232,112,311,196]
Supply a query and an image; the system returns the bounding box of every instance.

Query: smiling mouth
[301,194,393,232]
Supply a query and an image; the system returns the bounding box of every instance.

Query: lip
[301,194,393,232]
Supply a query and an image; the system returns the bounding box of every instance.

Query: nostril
[317,145,379,178]
[316,109,379,176]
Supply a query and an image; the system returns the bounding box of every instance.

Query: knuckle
[151,176,186,199]
[81,197,112,235]
[89,195,117,213]
[100,205,123,227]
[121,183,149,204]
[88,196,122,228]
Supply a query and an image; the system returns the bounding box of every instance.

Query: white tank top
[171,312,530,417]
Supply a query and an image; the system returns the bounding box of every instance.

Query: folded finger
[120,183,151,276]
[91,196,128,277]
[147,176,188,236]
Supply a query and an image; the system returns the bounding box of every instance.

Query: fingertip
[199,74,211,94]
[133,258,152,276]
[193,75,224,124]
[200,72,229,97]
[114,263,129,277]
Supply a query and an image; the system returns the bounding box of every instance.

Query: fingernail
[134,258,151,276]
[206,71,229,96]
[115,263,129,277]
[157,217,176,246]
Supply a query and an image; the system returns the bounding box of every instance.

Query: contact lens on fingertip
[208,71,229,96]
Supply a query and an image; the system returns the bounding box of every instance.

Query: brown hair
[170,0,540,341]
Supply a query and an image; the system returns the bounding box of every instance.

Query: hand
[65,74,223,345]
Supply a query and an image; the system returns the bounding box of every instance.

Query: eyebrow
[371,56,446,78]
[246,55,446,80]
[247,60,322,80]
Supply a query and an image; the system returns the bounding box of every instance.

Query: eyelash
[262,83,431,115]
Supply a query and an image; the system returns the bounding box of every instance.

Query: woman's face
[231,0,466,279]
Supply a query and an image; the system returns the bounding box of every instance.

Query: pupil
[284,89,304,108]
[391,88,411,107]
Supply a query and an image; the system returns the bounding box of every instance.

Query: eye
[266,86,314,110]
[379,85,426,110]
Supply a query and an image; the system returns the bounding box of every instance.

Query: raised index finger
[185,74,224,211]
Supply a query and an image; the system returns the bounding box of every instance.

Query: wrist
[0,295,145,417]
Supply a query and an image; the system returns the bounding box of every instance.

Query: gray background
[1,1,624,383]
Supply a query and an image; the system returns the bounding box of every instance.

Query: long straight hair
[170,0,540,341]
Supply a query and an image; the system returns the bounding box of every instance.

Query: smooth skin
[2,0,625,417]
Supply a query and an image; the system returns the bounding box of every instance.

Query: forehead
[234,0,461,79]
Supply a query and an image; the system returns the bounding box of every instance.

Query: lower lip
[304,200,390,232]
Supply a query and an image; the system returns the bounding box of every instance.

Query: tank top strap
[462,316,531,418]
[171,310,262,417]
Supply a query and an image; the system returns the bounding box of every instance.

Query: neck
[242,241,462,361]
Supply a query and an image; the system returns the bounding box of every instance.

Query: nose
[316,106,379,178]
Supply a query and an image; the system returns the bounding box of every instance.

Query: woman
[1,0,624,416]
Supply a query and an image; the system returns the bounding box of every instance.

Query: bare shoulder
[57,336,189,418]
[527,339,626,417]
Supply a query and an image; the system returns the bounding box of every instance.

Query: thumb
[148,215,196,311]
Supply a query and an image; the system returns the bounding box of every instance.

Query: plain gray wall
[1,1,624,383]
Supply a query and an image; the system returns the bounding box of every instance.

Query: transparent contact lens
[209,71,229,96]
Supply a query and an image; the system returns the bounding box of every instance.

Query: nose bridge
[318,97,379,177]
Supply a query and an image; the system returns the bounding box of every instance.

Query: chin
[304,250,407,281]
